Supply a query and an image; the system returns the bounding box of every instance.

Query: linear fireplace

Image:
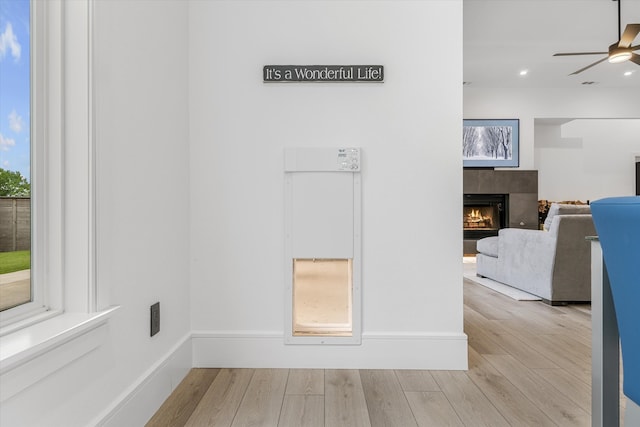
[463,194,508,240]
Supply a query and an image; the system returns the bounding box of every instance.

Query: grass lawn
[0,250,31,275]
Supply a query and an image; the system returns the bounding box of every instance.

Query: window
[0,0,67,329]
[0,3,115,390]
[0,0,101,332]
[0,0,33,314]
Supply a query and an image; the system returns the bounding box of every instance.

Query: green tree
[0,168,30,196]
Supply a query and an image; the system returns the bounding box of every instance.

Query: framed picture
[463,119,519,168]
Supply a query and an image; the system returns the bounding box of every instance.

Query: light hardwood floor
[147,278,619,427]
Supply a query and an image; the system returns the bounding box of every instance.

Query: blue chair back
[591,196,640,405]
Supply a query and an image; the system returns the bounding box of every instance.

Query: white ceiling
[464,0,640,89]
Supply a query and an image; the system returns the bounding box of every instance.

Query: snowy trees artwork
[463,126,511,159]
[463,119,519,167]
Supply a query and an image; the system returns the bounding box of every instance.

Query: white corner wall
[464,87,640,198]
[92,0,192,424]
[189,1,466,369]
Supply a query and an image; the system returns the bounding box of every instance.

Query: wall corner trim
[94,332,192,427]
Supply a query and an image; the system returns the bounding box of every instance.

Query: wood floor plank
[545,309,592,347]
[231,369,289,427]
[278,395,324,427]
[484,354,591,426]
[562,304,592,318]
[394,370,440,392]
[466,347,557,426]
[185,368,254,427]
[405,392,464,427]
[490,331,559,369]
[285,369,324,395]
[508,307,591,347]
[325,369,371,427]
[466,319,559,369]
[145,368,219,427]
[360,370,417,427]
[518,333,591,384]
[431,370,510,427]
[463,280,515,321]
[464,320,510,355]
[532,368,591,414]
[498,301,590,342]
[463,303,509,333]
[508,298,567,323]
[536,333,591,367]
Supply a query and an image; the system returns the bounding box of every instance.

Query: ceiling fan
[553,0,640,75]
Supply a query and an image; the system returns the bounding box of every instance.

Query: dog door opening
[293,259,352,336]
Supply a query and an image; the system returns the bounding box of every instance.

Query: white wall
[535,119,640,201]
[92,0,192,423]
[464,87,640,197]
[0,2,192,426]
[189,0,467,369]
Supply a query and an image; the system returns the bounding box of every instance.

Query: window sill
[0,306,120,401]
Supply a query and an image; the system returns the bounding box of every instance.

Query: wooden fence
[0,197,31,252]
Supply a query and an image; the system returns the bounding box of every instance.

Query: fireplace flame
[464,208,493,229]
[467,209,488,222]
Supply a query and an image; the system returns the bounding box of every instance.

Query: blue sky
[0,0,30,181]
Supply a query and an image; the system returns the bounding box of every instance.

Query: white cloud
[0,23,21,61]
[2,160,9,168]
[0,132,16,151]
[8,110,23,133]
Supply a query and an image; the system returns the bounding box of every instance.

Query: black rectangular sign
[263,65,384,82]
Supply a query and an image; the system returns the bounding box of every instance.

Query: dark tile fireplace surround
[463,169,538,255]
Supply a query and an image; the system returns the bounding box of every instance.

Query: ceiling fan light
[609,51,632,63]
[608,43,633,63]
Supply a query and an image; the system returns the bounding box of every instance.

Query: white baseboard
[94,333,192,427]
[192,331,468,370]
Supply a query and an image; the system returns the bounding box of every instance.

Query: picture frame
[463,119,519,168]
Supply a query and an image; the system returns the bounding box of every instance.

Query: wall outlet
[150,302,160,337]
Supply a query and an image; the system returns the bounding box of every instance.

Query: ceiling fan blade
[630,53,640,66]
[569,57,609,75]
[554,52,608,56]
[632,45,640,51]
[619,24,640,48]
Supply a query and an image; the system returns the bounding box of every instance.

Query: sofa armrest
[495,228,557,295]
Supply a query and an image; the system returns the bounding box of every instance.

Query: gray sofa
[476,203,595,305]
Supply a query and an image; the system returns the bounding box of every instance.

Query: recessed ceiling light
[519,70,528,76]
[624,70,634,77]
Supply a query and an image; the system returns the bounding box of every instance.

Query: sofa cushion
[476,236,499,257]
[543,203,591,231]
